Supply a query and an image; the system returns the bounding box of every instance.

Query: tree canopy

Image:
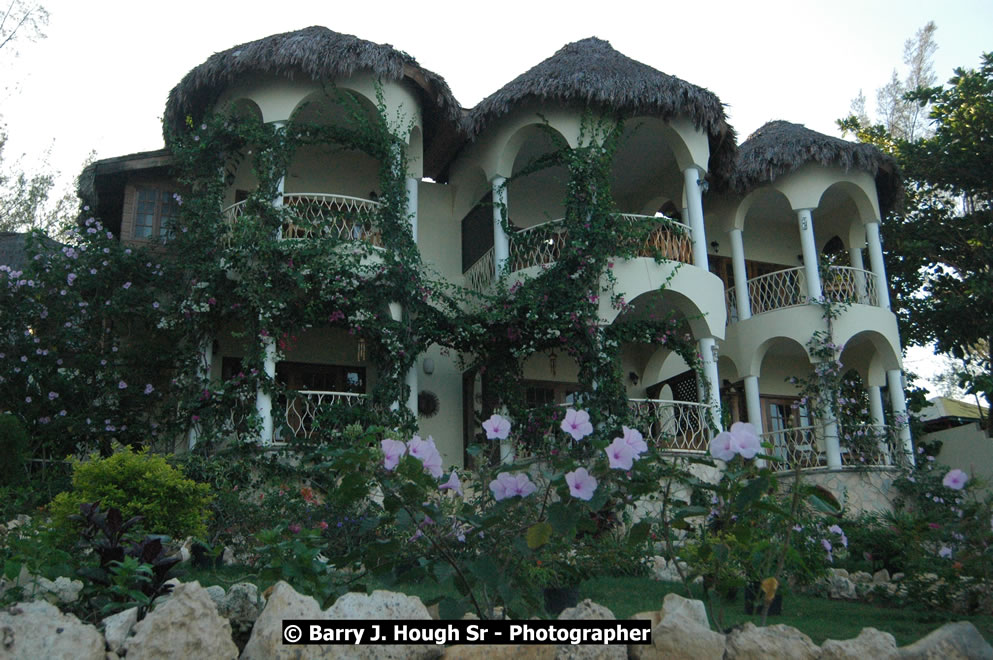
[841,52,993,420]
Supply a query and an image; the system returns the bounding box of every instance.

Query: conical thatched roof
[163,26,462,177]
[464,37,736,183]
[733,120,900,211]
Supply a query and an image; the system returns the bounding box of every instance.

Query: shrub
[0,413,29,487]
[49,446,211,541]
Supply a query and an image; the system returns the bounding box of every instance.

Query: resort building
[80,27,912,503]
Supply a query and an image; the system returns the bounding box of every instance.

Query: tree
[841,52,993,430]
[0,0,48,56]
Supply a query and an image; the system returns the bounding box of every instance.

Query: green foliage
[0,413,28,486]
[49,446,211,541]
[840,51,993,418]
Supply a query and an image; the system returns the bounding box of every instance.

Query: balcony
[629,398,713,454]
[761,423,906,472]
[283,390,367,440]
[725,266,880,323]
[223,193,383,246]
[463,214,693,292]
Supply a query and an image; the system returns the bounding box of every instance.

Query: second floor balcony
[464,214,694,292]
[724,265,881,323]
[222,193,383,247]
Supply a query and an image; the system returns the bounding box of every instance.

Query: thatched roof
[463,37,736,183]
[163,26,462,178]
[733,120,900,211]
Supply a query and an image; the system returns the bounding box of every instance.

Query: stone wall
[799,467,899,514]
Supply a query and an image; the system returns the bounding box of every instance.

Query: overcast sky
[3,0,990,392]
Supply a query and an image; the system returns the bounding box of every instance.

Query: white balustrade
[222,193,383,246]
[284,390,366,439]
[628,399,714,453]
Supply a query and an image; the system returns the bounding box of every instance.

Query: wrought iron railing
[763,423,906,472]
[505,215,694,274]
[284,390,366,439]
[748,267,808,315]
[464,247,495,293]
[821,267,879,307]
[729,266,882,322]
[222,193,383,246]
[629,399,713,453]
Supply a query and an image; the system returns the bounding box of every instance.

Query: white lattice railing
[764,423,906,472]
[822,267,879,307]
[508,219,569,272]
[763,425,823,470]
[748,267,808,315]
[506,215,693,273]
[729,266,882,322]
[629,399,713,453]
[617,214,694,264]
[222,193,383,246]
[464,247,495,292]
[284,390,366,439]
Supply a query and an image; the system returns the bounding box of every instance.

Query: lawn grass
[182,565,993,647]
[579,576,993,647]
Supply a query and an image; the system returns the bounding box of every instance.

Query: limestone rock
[206,584,226,608]
[851,571,873,584]
[631,594,725,660]
[820,627,897,660]
[0,599,105,659]
[827,574,858,600]
[897,621,993,659]
[725,622,819,660]
[556,599,624,659]
[101,607,138,655]
[125,581,237,660]
[218,582,264,625]
[241,582,438,659]
[829,568,850,579]
[873,569,891,584]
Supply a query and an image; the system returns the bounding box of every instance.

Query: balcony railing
[464,247,495,293]
[284,390,366,439]
[504,215,693,275]
[222,193,383,246]
[727,266,881,321]
[761,423,906,472]
[629,398,713,454]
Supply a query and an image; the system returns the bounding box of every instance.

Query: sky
[3,0,991,392]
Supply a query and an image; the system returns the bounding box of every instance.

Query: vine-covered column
[491,175,509,275]
[796,208,822,300]
[887,368,915,465]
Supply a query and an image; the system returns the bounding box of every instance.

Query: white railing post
[887,369,915,466]
[683,168,709,269]
[188,338,213,450]
[492,176,509,275]
[796,209,822,301]
[866,221,891,310]
[729,228,751,320]
[256,333,276,445]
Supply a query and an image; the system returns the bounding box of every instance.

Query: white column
[729,228,751,321]
[796,209,822,301]
[188,338,214,450]
[887,369,915,466]
[683,168,709,269]
[865,221,891,310]
[256,334,276,445]
[406,177,419,244]
[492,176,510,275]
[271,121,286,238]
[868,385,885,426]
[698,337,723,434]
[868,384,890,462]
[822,401,842,469]
[405,365,418,418]
[744,375,763,433]
[849,242,868,304]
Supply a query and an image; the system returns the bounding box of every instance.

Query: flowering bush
[685,422,841,627]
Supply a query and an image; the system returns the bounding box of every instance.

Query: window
[134,188,179,240]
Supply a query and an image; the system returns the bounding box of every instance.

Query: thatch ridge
[733,120,900,210]
[163,26,461,136]
[463,37,736,182]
